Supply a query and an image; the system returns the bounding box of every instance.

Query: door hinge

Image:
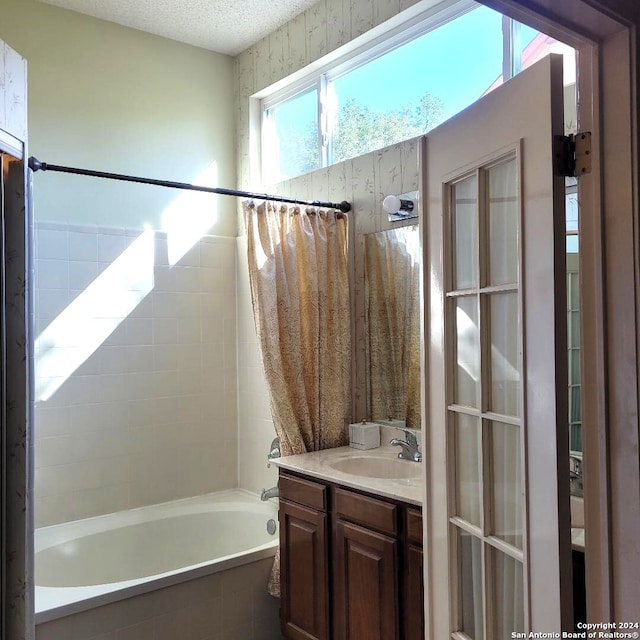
[554,132,592,177]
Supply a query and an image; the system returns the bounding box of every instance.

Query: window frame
[258,0,485,184]
[257,0,537,185]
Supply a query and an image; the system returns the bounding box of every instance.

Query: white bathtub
[35,489,279,624]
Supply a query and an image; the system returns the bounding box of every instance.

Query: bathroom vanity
[272,446,423,640]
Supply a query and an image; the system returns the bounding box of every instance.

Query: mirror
[364,224,421,429]
[566,181,582,454]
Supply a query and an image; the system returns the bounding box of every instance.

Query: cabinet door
[333,519,399,640]
[280,499,329,640]
[405,544,424,640]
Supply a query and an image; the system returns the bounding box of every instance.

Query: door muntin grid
[446,152,526,639]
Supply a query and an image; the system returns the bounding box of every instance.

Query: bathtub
[35,489,279,626]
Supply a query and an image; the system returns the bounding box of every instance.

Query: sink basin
[328,456,421,479]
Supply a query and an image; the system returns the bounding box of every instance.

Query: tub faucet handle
[267,437,281,468]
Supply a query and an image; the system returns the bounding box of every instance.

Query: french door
[421,53,572,637]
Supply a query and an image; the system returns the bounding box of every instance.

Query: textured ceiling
[36,0,320,55]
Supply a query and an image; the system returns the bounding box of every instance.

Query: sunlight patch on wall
[163,161,219,266]
[35,229,156,402]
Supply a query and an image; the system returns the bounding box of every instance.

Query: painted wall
[233,0,423,494]
[0,0,237,236]
[0,39,27,143]
[0,0,240,527]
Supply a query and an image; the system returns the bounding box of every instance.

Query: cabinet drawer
[280,472,327,511]
[334,488,397,536]
[406,508,423,546]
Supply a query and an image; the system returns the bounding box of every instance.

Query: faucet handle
[569,454,583,479]
[398,428,418,448]
[267,436,281,468]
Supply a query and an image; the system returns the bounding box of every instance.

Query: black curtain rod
[27,157,352,213]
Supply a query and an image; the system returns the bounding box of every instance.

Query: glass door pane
[490,421,523,548]
[453,175,478,290]
[458,529,485,640]
[488,158,519,286]
[492,549,525,638]
[455,296,480,408]
[489,292,520,417]
[455,414,483,526]
[447,151,524,639]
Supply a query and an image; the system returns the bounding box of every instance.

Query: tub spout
[261,486,279,501]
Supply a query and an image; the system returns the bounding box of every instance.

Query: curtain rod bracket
[28,157,45,172]
[27,157,351,213]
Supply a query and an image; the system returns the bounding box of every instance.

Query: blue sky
[333,5,539,121]
[269,4,541,178]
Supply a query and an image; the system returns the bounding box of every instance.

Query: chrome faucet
[569,454,583,497]
[261,486,279,501]
[390,428,422,462]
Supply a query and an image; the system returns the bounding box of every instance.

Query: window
[260,1,570,184]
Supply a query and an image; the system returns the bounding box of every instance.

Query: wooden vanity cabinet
[404,508,425,640]
[279,470,424,640]
[279,473,330,640]
[333,488,400,640]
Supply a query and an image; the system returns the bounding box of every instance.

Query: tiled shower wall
[34,222,238,527]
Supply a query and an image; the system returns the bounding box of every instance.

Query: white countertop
[571,527,585,552]
[272,445,583,547]
[271,445,423,506]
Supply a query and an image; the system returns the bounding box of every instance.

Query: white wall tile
[153,344,179,371]
[69,230,98,262]
[35,226,240,526]
[200,240,224,269]
[125,318,153,345]
[36,290,69,321]
[38,259,69,290]
[69,260,98,290]
[100,346,129,374]
[35,435,74,468]
[37,228,68,261]
[98,232,127,263]
[176,243,200,268]
[127,345,154,373]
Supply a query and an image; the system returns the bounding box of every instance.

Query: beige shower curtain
[365,225,421,428]
[244,201,351,595]
[245,201,351,455]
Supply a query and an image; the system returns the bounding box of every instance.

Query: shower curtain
[365,225,421,428]
[244,202,351,455]
[244,201,351,596]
